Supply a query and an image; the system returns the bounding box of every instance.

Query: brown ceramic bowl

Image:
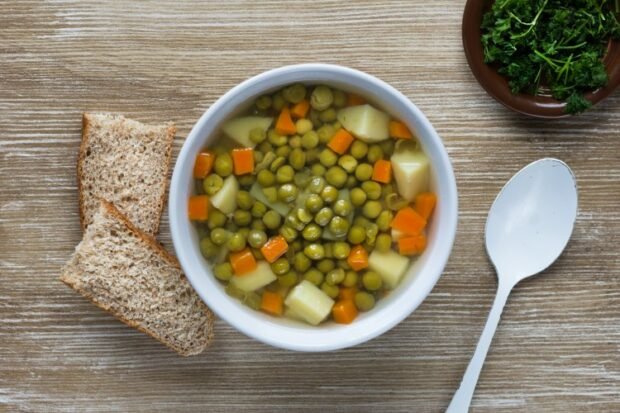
[463,0,620,118]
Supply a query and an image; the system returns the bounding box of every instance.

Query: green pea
[321,282,339,299]
[319,108,337,123]
[294,171,312,188]
[308,176,326,194]
[321,186,339,203]
[286,213,305,231]
[362,271,383,291]
[289,135,302,148]
[375,233,392,252]
[262,186,278,203]
[314,207,334,227]
[317,259,336,273]
[304,268,324,286]
[346,175,358,189]
[199,238,218,259]
[319,148,338,167]
[282,83,307,103]
[244,292,262,310]
[251,201,267,218]
[324,242,334,258]
[225,283,246,300]
[376,210,394,231]
[304,243,325,260]
[305,194,324,213]
[249,127,267,144]
[225,221,239,232]
[296,207,313,224]
[279,225,298,242]
[276,165,295,184]
[332,89,346,107]
[348,225,366,244]
[325,166,348,188]
[311,163,326,177]
[333,199,353,217]
[207,209,227,229]
[257,169,275,187]
[233,210,252,226]
[338,155,358,173]
[253,150,264,164]
[275,145,291,158]
[382,183,396,199]
[354,291,376,311]
[332,121,342,130]
[247,229,268,248]
[268,130,287,147]
[238,174,255,187]
[293,252,312,272]
[214,153,233,177]
[350,140,368,159]
[332,242,351,260]
[289,148,306,171]
[251,247,264,260]
[380,139,395,156]
[239,227,250,239]
[361,181,382,200]
[213,262,233,281]
[290,240,303,253]
[362,201,382,219]
[309,109,323,128]
[350,187,367,207]
[278,183,298,203]
[269,156,286,172]
[310,85,333,111]
[203,174,224,195]
[301,130,319,149]
[236,191,254,210]
[326,268,345,285]
[271,258,290,275]
[255,95,272,111]
[263,210,281,230]
[272,92,286,111]
[342,271,358,288]
[328,216,350,237]
[355,163,374,181]
[386,193,409,211]
[278,271,299,288]
[227,233,247,252]
[317,124,336,144]
[367,144,384,163]
[210,228,230,246]
[251,219,266,231]
[258,141,274,154]
[295,117,313,135]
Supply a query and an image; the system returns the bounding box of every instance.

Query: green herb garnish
[481,0,620,114]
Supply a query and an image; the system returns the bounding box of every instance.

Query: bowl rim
[462,0,620,118]
[169,63,458,351]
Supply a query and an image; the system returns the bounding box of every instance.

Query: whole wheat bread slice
[60,200,214,356]
[78,113,175,235]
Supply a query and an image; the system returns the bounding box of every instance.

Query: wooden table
[2,1,619,412]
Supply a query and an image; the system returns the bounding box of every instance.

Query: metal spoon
[446,158,578,412]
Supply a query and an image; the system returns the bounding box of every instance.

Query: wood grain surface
[1,1,619,412]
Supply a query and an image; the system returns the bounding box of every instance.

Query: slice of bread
[60,200,214,356]
[78,113,176,235]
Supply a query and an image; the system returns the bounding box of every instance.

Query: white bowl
[169,64,458,351]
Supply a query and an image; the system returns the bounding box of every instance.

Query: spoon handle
[446,278,515,413]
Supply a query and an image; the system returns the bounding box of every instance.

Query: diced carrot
[290,99,310,119]
[332,300,358,324]
[229,248,257,276]
[327,128,354,155]
[347,245,369,271]
[389,120,414,140]
[339,287,357,301]
[275,107,297,135]
[261,291,284,316]
[390,206,427,235]
[398,234,427,255]
[414,192,437,220]
[372,159,392,184]
[193,151,215,178]
[232,147,254,175]
[346,93,366,106]
[188,195,209,221]
[260,235,289,263]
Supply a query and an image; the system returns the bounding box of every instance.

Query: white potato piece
[391,140,430,201]
[210,175,239,215]
[230,262,277,292]
[337,104,390,143]
[284,280,334,325]
[222,116,273,148]
[368,249,410,289]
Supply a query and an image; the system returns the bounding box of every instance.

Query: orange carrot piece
[389,120,414,140]
[232,147,254,175]
[414,192,437,220]
[188,195,209,221]
[193,151,215,178]
[229,248,257,276]
[260,235,289,263]
[261,291,284,316]
[332,300,358,324]
[390,206,427,235]
[346,93,366,106]
[327,128,355,155]
[372,159,392,184]
[339,287,357,301]
[290,99,310,119]
[275,107,297,135]
[347,245,369,271]
[398,234,427,255]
